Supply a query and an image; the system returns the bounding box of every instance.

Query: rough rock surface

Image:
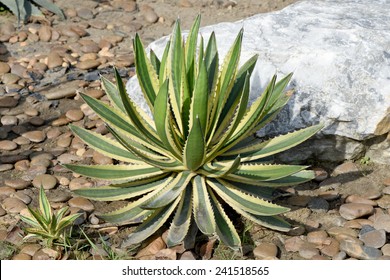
[126,0,390,163]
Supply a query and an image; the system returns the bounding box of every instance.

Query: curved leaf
[122,197,181,246]
[64,164,163,181]
[184,116,205,171]
[133,34,159,109]
[192,175,215,235]
[74,177,170,201]
[209,189,241,250]
[208,179,290,216]
[141,171,194,209]
[68,124,143,164]
[166,186,193,247]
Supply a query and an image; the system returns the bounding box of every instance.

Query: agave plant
[1,0,64,24]
[20,187,81,248]
[65,15,323,250]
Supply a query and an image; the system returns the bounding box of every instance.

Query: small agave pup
[65,15,323,250]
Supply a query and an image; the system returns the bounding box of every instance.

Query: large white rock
[127,0,390,163]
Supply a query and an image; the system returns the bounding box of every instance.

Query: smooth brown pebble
[85,88,104,98]
[179,0,193,7]
[29,116,45,126]
[320,238,340,257]
[346,194,377,206]
[0,62,10,74]
[332,162,359,176]
[69,178,92,190]
[15,192,32,204]
[93,151,113,164]
[2,73,20,84]
[253,242,278,259]
[1,115,18,125]
[76,60,101,70]
[21,130,46,143]
[307,230,328,245]
[32,174,57,190]
[2,197,27,213]
[4,179,30,190]
[39,26,51,42]
[179,251,197,260]
[0,140,17,151]
[381,244,390,256]
[32,249,50,260]
[57,136,72,147]
[143,9,159,23]
[0,186,16,197]
[68,197,95,212]
[12,253,32,260]
[0,96,18,108]
[382,187,390,195]
[155,248,177,260]
[47,127,61,139]
[339,203,374,220]
[359,229,386,248]
[66,109,84,121]
[373,214,390,232]
[47,52,63,69]
[0,164,13,171]
[284,236,306,252]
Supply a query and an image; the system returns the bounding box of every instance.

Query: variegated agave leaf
[67,15,324,250]
[20,187,81,247]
